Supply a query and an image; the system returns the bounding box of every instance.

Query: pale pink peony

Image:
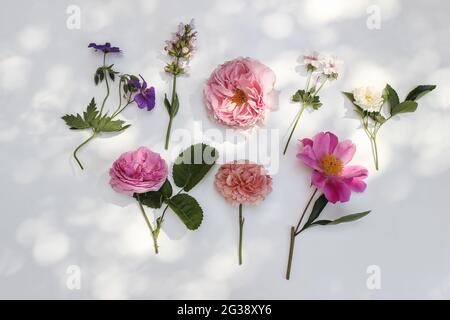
[204,57,277,128]
[297,132,368,204]
[109,147,168,196]
[215,160,272,206]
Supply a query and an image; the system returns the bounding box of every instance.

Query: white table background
[1,0,449,299]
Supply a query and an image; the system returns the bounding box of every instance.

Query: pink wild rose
[204,57,277,128]
[109,147,168,196]
[297,132,368,203]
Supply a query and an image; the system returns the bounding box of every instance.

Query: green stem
[372,129,380,171]
[164,74,177,150]
[238,204,244,265]
[137,195,159,254]
[99,53,110,115]
[286,188,318,280]
[73,131,98,170]
[285,226,296,280]
[283,103,306,155]
[111,98,134,119]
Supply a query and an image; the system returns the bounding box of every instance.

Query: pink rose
[204,57,277,128]
[215,160,273,206]
[109,147,168,195]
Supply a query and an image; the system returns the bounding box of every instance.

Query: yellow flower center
[365,94,374,102]
[321,154,343,176]
[230,89,248,106]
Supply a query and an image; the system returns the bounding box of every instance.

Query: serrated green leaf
[160,180,173,199]
[342,92,365,118]
[62,113,89,129]
[101,119,127,132]
[83,98,98,124]
[134,180,173,209]
[391,101,418,116]
[173,143,218,192]
[405,85,436,101]
[134,191,163,209]
[311,211,371,227]
[168,193,203,230]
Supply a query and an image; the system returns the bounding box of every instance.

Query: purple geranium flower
[88,42,121,53]
[130,75,156,111]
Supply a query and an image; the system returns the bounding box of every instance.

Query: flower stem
[285,226,296,280]
[164,72,178,150]
[238,204,244,265]
[73,131,98,170]
[99,53,110,115]
[283,103,306,155]
[285,187,318,280]
[137,195,159,254]
[372,131,379,171]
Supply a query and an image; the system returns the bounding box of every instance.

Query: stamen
[230,89,248,106]
[321,154,344,176]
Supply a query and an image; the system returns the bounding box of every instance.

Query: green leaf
[342,92,365,118]
[390,101,418,116]
[62,113,89,129]
[311,211,371,226]
[83,98,98,124]
[405,85,436,101]
[385,84,399,114]
[101,119,127,132]
[173,143,219,192]
[134,180,173,209]
[368,111,387,124]
[168,193,203,230]
[94,74,99,85]
[160,180,173,199]
[164,94,171,115]
[303,194,328,229]
[171,93,180,117]
[134,191,163,209]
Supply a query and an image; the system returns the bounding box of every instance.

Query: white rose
[352,86,384,112]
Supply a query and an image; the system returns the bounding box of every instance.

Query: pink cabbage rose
[215,160,272,206]
[297,132,368,203]
[109,147,168,195]
[204,57,277,128]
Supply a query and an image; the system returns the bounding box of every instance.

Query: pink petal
[341,165,368,179]
[312,132,338,159]
[311,170,327,188]
[344,178,367,192]
[323,179,351,203]
[333,140,356,164]
[297,145,321,171]
[300,138,313,147]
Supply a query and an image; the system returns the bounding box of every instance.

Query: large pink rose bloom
[215,160,272,206]
[204,57,277,128]
[297,132,368,204]
[109,147,168,195]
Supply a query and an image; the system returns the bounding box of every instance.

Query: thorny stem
[285,188,318,280]
[73,131,98,170]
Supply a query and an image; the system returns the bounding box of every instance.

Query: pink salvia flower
[297,132,368,203]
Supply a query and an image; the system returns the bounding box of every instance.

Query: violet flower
[88,42,121,53]
[130,75,156,111]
